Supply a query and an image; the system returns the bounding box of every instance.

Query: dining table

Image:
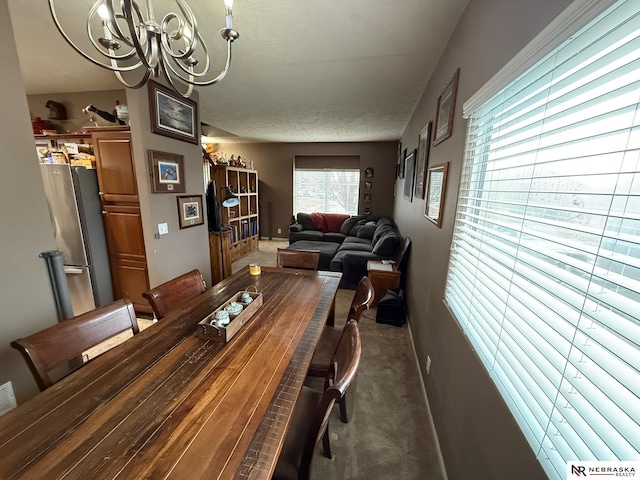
[0,267,342,480]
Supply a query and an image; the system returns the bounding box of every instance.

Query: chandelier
[48,0,239,97]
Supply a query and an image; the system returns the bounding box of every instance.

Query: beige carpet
[251,240,446,479]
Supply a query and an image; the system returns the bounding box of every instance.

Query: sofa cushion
[373,223,395,245]
[325,213,351,233]
[310,212,328,232]
[343,236,372,245]
[372,232,401,257]
[340,215,367,235]
[289,230,323,244]
[339,242,373,253]
[322,232,347,243]
[296,212,315,231]
[356,223,377,239]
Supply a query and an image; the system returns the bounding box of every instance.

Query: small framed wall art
[149,80,199,144]
[433,68,460,146]
[414,121,432,199]
[424,162,449,227]
[177,195,204,229]
[148,150,186,193]
[403,149,416,202]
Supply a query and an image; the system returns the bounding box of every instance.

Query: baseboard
[259,236,288,241]
[406,315,449,479]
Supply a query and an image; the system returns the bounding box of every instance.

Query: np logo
[571,465,587,476]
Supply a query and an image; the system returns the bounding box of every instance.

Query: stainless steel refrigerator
[40,164,114,316]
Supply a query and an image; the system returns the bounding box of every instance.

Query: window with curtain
[293,156,360,214]
[445,1,640,478]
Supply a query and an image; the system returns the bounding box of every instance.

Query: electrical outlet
[426,356,431,375]
[277,228,282,234]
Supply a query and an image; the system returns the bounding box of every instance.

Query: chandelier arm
[105,1,146,50]
[114,68,152,89]
[49,0,145,72]
[163,38,232,91]
[160,67,195,98]
[122,0,158,70]
[161,29,210,77]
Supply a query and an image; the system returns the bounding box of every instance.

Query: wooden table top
[0,267,342,480]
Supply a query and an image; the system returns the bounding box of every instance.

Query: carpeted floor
[246,240,447,479]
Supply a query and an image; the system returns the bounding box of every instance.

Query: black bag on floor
[376,288,406,327]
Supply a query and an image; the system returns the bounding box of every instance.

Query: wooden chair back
[349,276,375,321]
[11,299,139,391]
[299,320,361,479]
[142,269,206,320]
[276,248,320,270]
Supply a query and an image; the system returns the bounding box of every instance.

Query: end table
[367,260,401,307]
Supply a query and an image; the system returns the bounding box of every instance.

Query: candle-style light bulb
[224,0,233,29]
[97,3,109,21]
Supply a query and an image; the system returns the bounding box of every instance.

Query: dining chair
[276,248,320,270]
[11,299,139,391]
[306,275,374,423]
[272,319,361,480]
[142,269,207,320]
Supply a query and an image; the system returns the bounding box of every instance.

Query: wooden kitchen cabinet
[90,127,151,314]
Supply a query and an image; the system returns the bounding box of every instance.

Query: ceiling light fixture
[48,0,239,98]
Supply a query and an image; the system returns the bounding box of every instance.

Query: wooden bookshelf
[209,166,259,263]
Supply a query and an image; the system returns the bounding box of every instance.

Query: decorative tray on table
[197,286,263,342]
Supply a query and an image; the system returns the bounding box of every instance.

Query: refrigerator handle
[64,266,85,274]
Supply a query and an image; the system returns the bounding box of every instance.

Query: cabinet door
[92,130,139,203]
[102,204,150,313]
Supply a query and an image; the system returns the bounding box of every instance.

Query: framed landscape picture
[433,68,460,146]
[149,80,199,144]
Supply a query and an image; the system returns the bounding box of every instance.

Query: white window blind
[294,169,360,215]
[445,1,640,479]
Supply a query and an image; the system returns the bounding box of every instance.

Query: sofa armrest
[289,223,303,232]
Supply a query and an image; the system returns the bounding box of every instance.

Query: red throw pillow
[323,213,350,233]
[310,212,328,232]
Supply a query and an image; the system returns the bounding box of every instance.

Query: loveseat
[288,212,405,289]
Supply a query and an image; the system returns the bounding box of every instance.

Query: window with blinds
[444,1,640,478]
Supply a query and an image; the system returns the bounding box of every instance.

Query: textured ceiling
[8,0,469,143]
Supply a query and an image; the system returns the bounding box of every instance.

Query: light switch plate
[158,223,169,235]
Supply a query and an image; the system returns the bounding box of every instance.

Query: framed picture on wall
[433,68,460,146]
[414,121,432,199]
[148,150,186,193]
[148,80,199,144]
[424,162,449,227]
[403,149,416,202]
[177,195,204,229]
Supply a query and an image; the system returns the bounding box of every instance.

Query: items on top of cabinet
[35,133,95,169]
[203,148,254,169]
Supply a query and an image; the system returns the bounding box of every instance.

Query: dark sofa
[288,213,405,289]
